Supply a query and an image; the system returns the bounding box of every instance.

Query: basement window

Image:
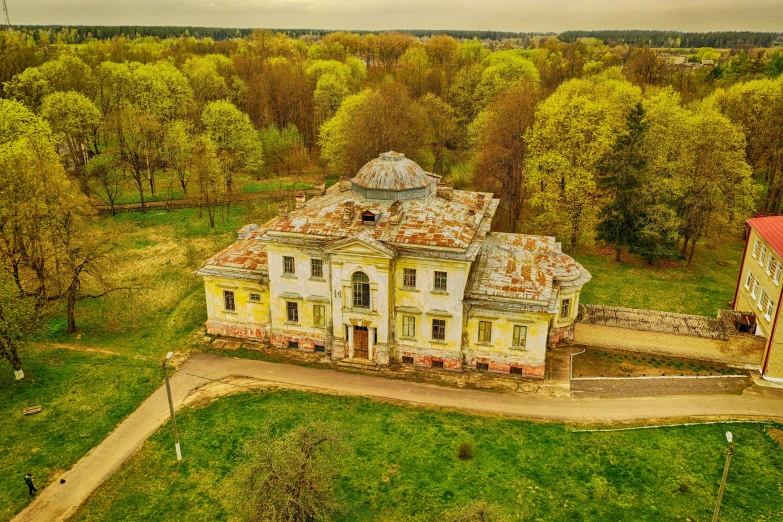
[476,362,489,371]
[288,341,299,349]
[510,367,523,375]
[431,360,444,369]
[402,356,414,364]
[315,345,325,353]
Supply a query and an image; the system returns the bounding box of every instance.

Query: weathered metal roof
[578,304,727,340]
[351,152,434,191]
[465,233,591,304]
[197,227,271,275]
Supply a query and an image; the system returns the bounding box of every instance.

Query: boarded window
[249,293,261,302]
[313,304,325,326]
[223,290,235,311]
[476,362,489,371]
[403,268,417,288]
[286,301,299,323]
[311,258,323,278]
[478,321,492,343]
[402,315,416,337]
[432,319,446,341]
[283,256,295,274]
[402,355,414,364]
[431,360,444,369]
[512,325,527,349]
[510,367,523,375]
[434,271,447,291]
[560,298,572,318]
[352,272,370,308]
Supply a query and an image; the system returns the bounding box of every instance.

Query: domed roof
[351,152,433,191]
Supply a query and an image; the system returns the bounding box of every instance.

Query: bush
[457,441,475,460]
[619,362,634,372]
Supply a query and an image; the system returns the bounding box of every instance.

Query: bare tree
[236,421,344,522]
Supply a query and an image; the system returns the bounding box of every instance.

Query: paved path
[571,376,755,398]
[14,353,783,522]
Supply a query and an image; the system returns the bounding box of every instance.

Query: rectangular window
[313,304,325,326]
[432,319,446,341]
[403,268,417,288]
[476,362,489,371]
[223,290,235,311]
[759,289,770,312]
[478,321,492,343]
[402,355,414,364]
[402,315,416,337]
[249,293,261,302]
[759,246,767,265]
[283,256,295,275]
[311,258,323,278]
[512,325,527,349]
[751,279,759,298]
[434,271,448,291]
[431,360,444,369]
[753,239,761,258]
[288,341,299,349]
[767,256,778,277]
[286,301,299,323]
[766,299,775,320]
[745,271,755,290]
[314,345,326,353]
[560,298,572,318]
[510,367,524,375]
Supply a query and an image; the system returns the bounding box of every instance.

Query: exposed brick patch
[399,351,462,371]
[270,331,328,353]
[548,324,574,345]
[207,320,269,341]
[468,355,544,378]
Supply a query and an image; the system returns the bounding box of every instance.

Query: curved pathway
[14,353,783,522]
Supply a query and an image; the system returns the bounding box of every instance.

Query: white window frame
[745,271,754,290]
[766,299,775,321]
[767,256,777,277]
[775,264,782,285]
[402,315,416,338]
[511,325,527,350]
[751,279,759,299]
[313,304,325,327]
[758,289,768,312]
[759,246,767,266]
[752,239,761,259]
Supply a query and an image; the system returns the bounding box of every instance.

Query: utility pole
[712,431,734,522]
[2,0,11,31]
[163,351,182,461]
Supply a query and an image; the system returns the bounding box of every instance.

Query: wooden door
[354,326,368,358]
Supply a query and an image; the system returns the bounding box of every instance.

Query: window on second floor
[223,290,235,312]
[768,256,782,284]
[283,256,295,275]
[478,321,492,343]
[403,268,417,288]
[249,293,261,302]
[745,271,755,290]
[753,239,762,259]
[751,279,759,298]
[286,301,299,323]
[759,245,768,265]
[402,315,416,337]
[759,289,770,314]
[434,271,447,291]
[560,298,572,318]
[352,271,370,309]
[765,298,775,320]
[432,319,446,341]
[311,258,323,279]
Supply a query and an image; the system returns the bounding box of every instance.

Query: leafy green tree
[192,135,224,228]
[475,50,540,106]
[87,152,126,215]
[0,273,40,380]
[182,55,230,118]
[163,120,195,193]
[596,103,648,262]
[3,66,52,113]
[420,94,457,175]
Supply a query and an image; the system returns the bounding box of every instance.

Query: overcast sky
[8,0,783,33]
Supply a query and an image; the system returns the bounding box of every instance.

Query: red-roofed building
[733,216,783,382]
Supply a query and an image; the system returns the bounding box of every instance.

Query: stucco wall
[203,276,270,339]
[574,323,765,366]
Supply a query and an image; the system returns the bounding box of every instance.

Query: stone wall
[573,322,765,367]
[206,319,269,340]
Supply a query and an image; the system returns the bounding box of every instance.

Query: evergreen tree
[596,103,647,262]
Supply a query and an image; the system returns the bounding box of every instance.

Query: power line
[2,0,11,31]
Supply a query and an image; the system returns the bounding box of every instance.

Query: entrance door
[354,326,369,358]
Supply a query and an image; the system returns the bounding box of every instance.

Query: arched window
[352,271,370,309]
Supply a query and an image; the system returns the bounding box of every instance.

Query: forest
[1,27,783,367]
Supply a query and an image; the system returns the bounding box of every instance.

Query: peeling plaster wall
[203,276,270,332]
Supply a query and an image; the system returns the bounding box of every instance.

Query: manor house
[198,152,591,377]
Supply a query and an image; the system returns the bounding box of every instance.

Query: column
[348,325,354,358]
[368,327,375,361]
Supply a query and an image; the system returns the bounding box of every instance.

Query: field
[71,390,783,521]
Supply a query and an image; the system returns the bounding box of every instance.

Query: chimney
[476,193,485,210]
[339,176,351,192]
[295,192,306,209]
[436,182,454,200]
[467,209,476,225]
[237,223,259,240]
[342,201,355,223]
[315,180,326,195]
[278,203,288,218]
[389,200,403,224]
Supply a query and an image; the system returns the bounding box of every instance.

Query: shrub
[619,362,634,372]
[457,441,475,460]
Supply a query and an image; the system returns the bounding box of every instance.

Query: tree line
[559,30,783,49]
[1,27,783,378]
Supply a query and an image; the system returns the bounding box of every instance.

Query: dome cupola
[351,152,434,201]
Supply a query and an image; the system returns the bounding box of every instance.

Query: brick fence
[574,305,765,367]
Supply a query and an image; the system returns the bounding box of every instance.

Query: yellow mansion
[198,152,591,377]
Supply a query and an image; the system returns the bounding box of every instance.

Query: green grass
[71,390,783,521]
[574,239,746,316]
[0,345,161,521]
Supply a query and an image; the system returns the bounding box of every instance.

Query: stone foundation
[395,347,462,370]
[270,330,329,354]
[206,320,269,340]
[466,353,545,378]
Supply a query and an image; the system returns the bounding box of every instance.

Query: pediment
[325,236,395,259]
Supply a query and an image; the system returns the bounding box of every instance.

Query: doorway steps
[337,358,381,371]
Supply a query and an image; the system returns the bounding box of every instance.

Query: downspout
[762,294,781,378]
[732,222,752,308]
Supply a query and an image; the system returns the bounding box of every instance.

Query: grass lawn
[71,390,783,522]
[574,238,746,317]
[0,345,161,521]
